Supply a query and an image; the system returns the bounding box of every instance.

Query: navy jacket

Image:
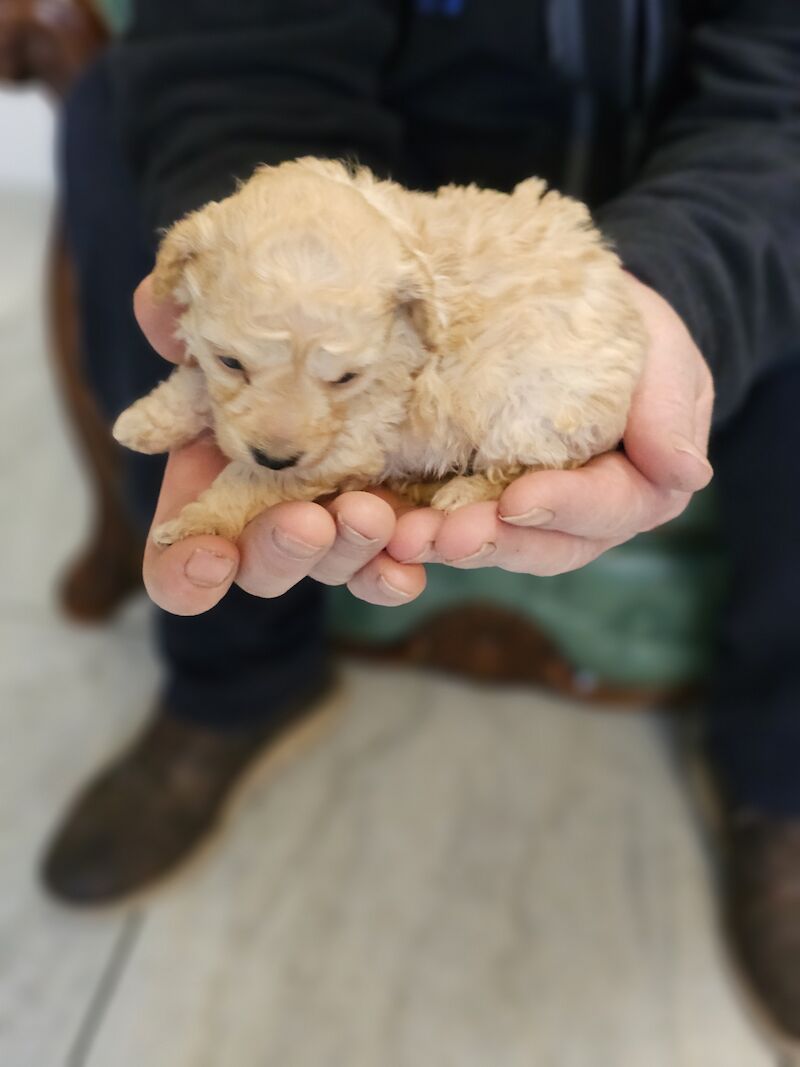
[109,0,800,421]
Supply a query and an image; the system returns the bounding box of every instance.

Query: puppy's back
[416,178,611,302]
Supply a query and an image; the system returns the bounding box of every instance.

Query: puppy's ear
[396,249,444,350]
[151,208,217,302]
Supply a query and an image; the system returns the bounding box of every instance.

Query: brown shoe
[725,810,800,1043]
[40,671,336,907]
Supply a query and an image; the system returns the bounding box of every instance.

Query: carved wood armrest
[0,0,108,97]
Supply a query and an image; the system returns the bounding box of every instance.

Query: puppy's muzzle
[251,448,302,471]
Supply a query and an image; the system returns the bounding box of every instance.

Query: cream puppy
[113,158,646,546]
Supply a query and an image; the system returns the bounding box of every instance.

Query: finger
[491,523,611,576]
[431,502,503,564]
[432,502,611,576]
[235,502,337,598]
[497,452,687,539]
[346,552,427,606]
[143,438,238,615]
[387,505,446,563]
[133,275,187,364]
[310,491,396,586]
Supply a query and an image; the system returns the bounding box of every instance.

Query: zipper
[547,0,667,193]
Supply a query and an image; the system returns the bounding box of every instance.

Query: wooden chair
[0,0,143,621]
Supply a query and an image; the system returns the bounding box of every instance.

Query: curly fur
[113,158,646,546]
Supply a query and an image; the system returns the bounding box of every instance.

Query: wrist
[621,271,705,365]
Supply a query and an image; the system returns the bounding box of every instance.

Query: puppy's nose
[251,448,302,471]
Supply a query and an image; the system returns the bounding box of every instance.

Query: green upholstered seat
[328,489,726,689]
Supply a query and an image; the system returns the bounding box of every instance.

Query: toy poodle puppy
[113,157,646,546]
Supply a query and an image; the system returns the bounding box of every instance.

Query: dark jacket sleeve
[108,1,403,235]
[596,0,800,422]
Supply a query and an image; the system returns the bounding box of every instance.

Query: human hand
[136,270,712,613]
[134,276,426,616]
[388,274,714,575]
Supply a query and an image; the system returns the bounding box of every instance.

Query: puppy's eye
[333,372,358,385]
[218,356,245,371]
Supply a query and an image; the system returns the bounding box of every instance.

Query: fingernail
[499,506,555,527]
[377,575,413,601]
[671,434,713,473]
[398,541,435,564]
[446,542,497,565]
[336,515,379,547]
[272,527,324,560]
[184,549,235,588]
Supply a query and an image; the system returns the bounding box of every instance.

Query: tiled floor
[0,182,784,1066]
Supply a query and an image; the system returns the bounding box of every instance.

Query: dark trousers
[62,62,800,811]
[707,362,800,814]
[61,62,329,730]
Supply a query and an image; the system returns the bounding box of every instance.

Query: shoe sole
[47,672,347,914]
[687,747,800,1063]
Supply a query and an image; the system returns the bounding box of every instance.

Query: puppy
[113,158,646,546]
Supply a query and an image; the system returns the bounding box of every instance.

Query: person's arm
[596,0,800,423]
[109,0,403,234]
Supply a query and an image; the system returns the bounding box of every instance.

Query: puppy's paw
[153,505,240,546]
[431,476,500,512]
[113,403,174,455]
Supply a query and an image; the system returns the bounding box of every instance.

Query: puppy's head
[153,159,437,473]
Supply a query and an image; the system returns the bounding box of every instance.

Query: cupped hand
[134,276,426,616]
[135,270,713,615]
[388,274,715,574]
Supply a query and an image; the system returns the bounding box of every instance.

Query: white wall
[0,87,56,190]
[0,88,56,335]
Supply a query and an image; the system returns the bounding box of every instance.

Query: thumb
[622,279,714,493]
[143,436,238,615]
[624,368,713,493]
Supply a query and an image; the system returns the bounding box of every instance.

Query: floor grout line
[63,911,145,1067]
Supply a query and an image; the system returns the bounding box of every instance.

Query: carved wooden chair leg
[49,228,144,621]
[335,604,695,707]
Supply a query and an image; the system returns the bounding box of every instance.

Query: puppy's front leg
[385,479,449,506]
[113,365,211,454]
[431,469,524,512]
[152,464,334,546]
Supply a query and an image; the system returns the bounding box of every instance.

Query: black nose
[251,448,301,471]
